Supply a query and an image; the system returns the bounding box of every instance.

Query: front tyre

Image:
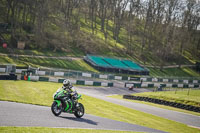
[74,103,84,118]
[51,101,62,116]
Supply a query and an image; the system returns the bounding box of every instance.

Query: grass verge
[0,127,137,133]
[109,95,200,116]
[0,80,199,133]
[132,89,200,107]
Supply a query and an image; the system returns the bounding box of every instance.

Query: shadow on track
[59,116,98,125]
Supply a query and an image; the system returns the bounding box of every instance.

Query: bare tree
[113,0,128,42]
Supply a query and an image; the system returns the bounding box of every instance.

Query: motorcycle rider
[62,79,78,98]
[54,79,78,110]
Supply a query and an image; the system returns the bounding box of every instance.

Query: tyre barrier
[123,95,200,113]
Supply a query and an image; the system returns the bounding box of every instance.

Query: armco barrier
[93,81,101,86]
[76,80,85,85]
[148,84,154,88]
[0,74,17,80]
[1,65,200,86]
[39,77,49,82]
[0,68,6,72]
[125,82,200,88]
[130,77,200,84]
[123,95,200,113]
[27,76,113,87]
[58,79,65,83]
[108,82,113,87]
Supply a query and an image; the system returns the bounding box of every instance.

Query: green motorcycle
[51,89,84,118]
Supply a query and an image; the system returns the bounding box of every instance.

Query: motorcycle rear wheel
[51,101,62,116]
[74,103,84,118]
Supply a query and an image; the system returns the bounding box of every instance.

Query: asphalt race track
[0,101,165,133]
[77,86,200,129]
[1,85,200,132]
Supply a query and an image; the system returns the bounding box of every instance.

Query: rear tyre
[51,101,62,116]
[74,103,84,118]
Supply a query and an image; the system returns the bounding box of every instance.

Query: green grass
[133,90,200,107]
[0,80,199,133]
[0,55,17,65]
[80,17,126,52]
[0,55,99,73]
[148,67,200,77]
[1,54,200,77]
[0,127,137,133]
[0,47,84,57]
[110,95,200,116]
[183,50,200,64]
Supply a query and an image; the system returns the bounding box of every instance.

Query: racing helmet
[63,79,71,87]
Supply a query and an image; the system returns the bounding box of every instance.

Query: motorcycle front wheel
[74,103,84,118]
[51,101,62,116]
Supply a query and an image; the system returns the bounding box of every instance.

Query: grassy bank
[0,80,199,133]
[0,54,199,77]
[148,67,200,77]
[0,55,98,73]
[0,47,85,57]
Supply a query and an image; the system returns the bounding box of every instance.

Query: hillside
[0,0,200,77]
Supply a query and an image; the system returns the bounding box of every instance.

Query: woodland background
[0,0,199,67]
